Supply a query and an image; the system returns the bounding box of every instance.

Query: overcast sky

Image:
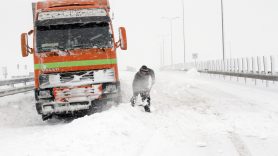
[0,0,278,76]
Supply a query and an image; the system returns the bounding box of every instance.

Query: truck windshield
[36,22,113,52]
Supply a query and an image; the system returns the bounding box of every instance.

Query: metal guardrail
[161,55,278,82]
[0,77,34,86]
[199,70,278,81]
[0,77,34,97]
[0,85,34,97]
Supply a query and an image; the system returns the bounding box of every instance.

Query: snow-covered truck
[20,0,127,120]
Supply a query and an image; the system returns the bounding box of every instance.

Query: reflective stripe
[34,58,117,70]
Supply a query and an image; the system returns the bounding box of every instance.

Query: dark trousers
[130,91,151,112]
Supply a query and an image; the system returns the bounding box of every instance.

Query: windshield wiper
[90,34,103,41]
[72,45,83,48]
[39,45,65,52]
[68,43,111,50]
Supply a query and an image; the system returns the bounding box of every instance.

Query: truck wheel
[42,114,52,121]
[36,103,43,114]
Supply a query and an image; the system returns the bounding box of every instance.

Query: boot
[144,104,151,112]
[130,96,135,107]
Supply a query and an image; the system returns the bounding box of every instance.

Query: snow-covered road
[0,70,278,156]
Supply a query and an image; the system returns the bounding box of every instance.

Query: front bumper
[35,82,121,115]
[38,101,91,115]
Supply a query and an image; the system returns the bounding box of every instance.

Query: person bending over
[130,65,155,112]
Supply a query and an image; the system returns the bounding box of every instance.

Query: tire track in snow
[173,81,253,156]
[153,72,254,156]
[229,131,252,156]
[180,86,253,156]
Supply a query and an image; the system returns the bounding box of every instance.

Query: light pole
[221,0,226,60]
[160,39,165,67]
[158,35,169,67]
[162,17,179,66]
[181,0,186,65]
[161,38,165,66]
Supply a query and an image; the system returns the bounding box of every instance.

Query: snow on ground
[0,69,278,156]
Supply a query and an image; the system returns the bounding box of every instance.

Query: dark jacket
[132,68,155,93]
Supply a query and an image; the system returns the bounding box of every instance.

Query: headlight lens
[38,90,52,98]
[104,84,117,93]
[39,74,49,86]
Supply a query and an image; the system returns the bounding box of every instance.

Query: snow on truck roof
[36,0,110,10]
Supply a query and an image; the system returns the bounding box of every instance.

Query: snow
[40,69,115,89]
[38,9,107,21]
[1,70,278,156]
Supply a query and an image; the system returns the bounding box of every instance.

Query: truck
[20,0,127,120]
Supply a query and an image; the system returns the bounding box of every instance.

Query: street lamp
[160,38,165,67]
[221,0,226,60]
[162,16,180,66]
[181,0,186,65]
[158,34,169,67]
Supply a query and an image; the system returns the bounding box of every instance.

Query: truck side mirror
[118,27,127,50]
[21,33,29,57]
[21,32,34,57]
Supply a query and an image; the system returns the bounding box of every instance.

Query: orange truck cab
[21,0,127,120]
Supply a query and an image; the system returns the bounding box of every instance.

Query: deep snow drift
[0,70,278,156]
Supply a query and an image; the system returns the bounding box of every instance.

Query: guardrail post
[252,57,256,85]
[237,58,241,73]
[226,59,229,71]
[215,60,218,71]
[218,60,220,71]
[252,57,256,73]
[221,60,224,72]
[233,59,237,73]
[242,58,245,73]
[231,59,233,72]
[242,58,246,83]
[212,60,215,71]
[217,60,219,71]
[238,58,241,81]
[222,60,225,79]
[264,56,269,87]
[224,59,227,71]
[218,60,221,71]
[208,61,210,71]
[263,56,268,75]
[215,60,217,71]
[271,55,276,75]
[257,56,261,74]
[229,59,232,80]
[246,58,250,73]
[271,56,275,84]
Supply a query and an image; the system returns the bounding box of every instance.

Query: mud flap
[36,103,43,114]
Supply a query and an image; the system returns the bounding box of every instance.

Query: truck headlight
[39,74,49,86]
[38,90,52,99]
[103,84,117,93]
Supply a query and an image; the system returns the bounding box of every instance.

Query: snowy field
[0,70,278,156]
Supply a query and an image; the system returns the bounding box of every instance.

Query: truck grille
[60,71,95,83]
[39,69,115,89]
[53,84,102,103]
